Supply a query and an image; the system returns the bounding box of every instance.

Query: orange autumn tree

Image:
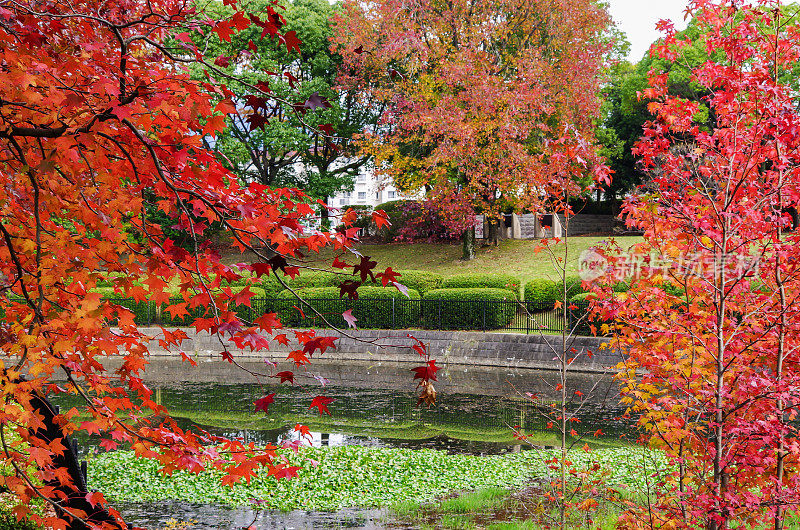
[0,0,414,528]
[333,0,612,256]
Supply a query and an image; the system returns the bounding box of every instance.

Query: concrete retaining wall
[139,328,622,373]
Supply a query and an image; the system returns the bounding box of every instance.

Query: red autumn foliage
[0,0,433,527]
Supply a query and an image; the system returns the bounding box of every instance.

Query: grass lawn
[225,236,643,284]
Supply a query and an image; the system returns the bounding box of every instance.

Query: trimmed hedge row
[442,274,521,298]
[278,269,443,296]
[568,292,615,336]
[523,279,558,308]
[523,276,587,310]
[277,286,421,329]
[382,270,443,295]
[93,286,272,326]
[422,288,517,330]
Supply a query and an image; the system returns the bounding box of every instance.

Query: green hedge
[523,279,558,309]
[661,282,686,298]
[441,274,521,298]
[93,286,273,326]
[273,269,444,296]
[283,271,341,289]
[523,276,586,310]
[568,292,614,336]
[611,280,631,293]
[564,275,586,299]
[364,269,443,295]
[277,286,421,329]
[421,288,517,330]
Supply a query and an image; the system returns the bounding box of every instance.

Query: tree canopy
[0,0,405,527]
[197,0,386,206]
[333,0,612,248]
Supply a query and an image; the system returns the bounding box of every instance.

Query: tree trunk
[461,227,475,260]
[320,205,331,231]
[486,219,499,246]
[29,391,128,529]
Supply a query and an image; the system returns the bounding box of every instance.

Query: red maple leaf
[375,266,400,287]
[273,371,294,384]
[213,20,235,42]
[309,396,334,415]
[372,210,390,230]
[339,280,361,300]
[255,312,280,332]
[248,112,269,131]
[269,464,301,480]
[353,255,377,282]
[254,393,275,413]
[214,55,232,68]
[303,336,336,356]
[332,256,349,269]
[282,30,301,54]
[408,334,427,357]
[294,423,312,439]
[287,349,309,366]
[411,360,440,383]
[251,262,272,277]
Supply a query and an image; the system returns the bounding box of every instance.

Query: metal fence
[107,297,572,334]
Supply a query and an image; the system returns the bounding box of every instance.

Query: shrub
[283,271,341,289]
[523,279,558,310]
[363,269,443,295]
[372,200,414,242]
[283,269,443,296]
[568,292,614,336]
[277,286,421,329]
[421,288,517,330]
[564,275,586,299]
[661,282,686,298]
[441,274,521,298]
[611,280,631,293]
[94,286,273,326]
[393,270,443,295]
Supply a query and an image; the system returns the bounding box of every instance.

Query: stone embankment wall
[140,328,622,373]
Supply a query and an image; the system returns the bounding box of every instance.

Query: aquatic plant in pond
[87,446,668,512]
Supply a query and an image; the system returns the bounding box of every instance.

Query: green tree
[197,0,385,210]
[598,18,714,202]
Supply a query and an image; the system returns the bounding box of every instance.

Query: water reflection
[116,501,389,530]
[53,361,634,454]
[49,361,635,529]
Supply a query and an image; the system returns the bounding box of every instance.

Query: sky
[607,0,691,61]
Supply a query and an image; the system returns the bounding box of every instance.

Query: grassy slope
[226,236,643,285]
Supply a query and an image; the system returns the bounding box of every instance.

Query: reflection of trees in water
[52,373,634,454]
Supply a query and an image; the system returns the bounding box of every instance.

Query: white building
[327,167,423,219]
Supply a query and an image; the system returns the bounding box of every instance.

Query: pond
[53,359,633,529]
